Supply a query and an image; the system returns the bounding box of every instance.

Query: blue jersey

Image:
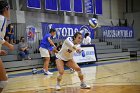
[40,33,53,50]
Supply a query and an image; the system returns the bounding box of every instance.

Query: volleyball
[88,18,98,29]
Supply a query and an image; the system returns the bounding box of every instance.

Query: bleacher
[1,45,43,72]
[91,39,130,61]
[1,38,140,72]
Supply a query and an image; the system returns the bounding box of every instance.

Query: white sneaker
[55,85,61,91]
[32,68,38,74]
[44,71,53,75]
[80,83,91,89]
[70,68,75,73]
[42,69,53,75]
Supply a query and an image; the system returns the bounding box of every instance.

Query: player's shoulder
[0,15,6,28]
[0,15,5,22]
[66,37,73,41]
[44,33,51,39]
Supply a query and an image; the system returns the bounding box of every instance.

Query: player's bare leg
[55,59,65,90]
[0,60,8,92]
[66,59,91,89]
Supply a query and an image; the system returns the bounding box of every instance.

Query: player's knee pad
[77,71,83,77]
[0,81,8,88]
[57,74,62,80]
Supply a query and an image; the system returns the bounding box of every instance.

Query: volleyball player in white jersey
[55,32,90,90]
[0,1,14,92]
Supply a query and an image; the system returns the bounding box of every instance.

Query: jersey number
[67,49,72,53]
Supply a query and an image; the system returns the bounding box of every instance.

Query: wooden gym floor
[2,59,140,93]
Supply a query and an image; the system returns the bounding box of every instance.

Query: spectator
[18,37,31,60]
[82,33,91,45]
[6,24,15,44]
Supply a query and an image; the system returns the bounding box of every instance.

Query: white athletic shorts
[39,47,50,57]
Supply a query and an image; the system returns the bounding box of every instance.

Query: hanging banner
[85,0,94,14]
[60,0,71,12]
[27,0,41,9]
[45,0,58,11]
[101,26,134,38]
[95,0,102,14]
[74,0,83,13]
[26,26,36,43]
[42,23,95,39]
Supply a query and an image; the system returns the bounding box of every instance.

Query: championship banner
[73,46,97,63]
[45,0,58,11]
[74,0,83,13]
[95,0,102,14]
[60,0,71,12]
[85,0,94,14]
[27,0,41,9]
[101,26,134,38]
[42,23,95,39]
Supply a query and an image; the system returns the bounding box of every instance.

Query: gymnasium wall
[124,0,140,39]
[9,0,126,40]
[98,0,126,26]
[125,12,140,39]
[133,0,140,12]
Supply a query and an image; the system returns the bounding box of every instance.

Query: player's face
[52,32,56,37]
[74,34,82,44]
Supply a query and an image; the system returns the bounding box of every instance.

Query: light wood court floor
[2,59,140,93]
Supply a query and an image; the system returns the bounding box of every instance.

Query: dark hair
[49,28,56,33]
[0,1,9,15]
[20,37,24,42]
[54,43,57,47]
[84,33,89,38]
[7,24,13,30]
[72,32,82,40]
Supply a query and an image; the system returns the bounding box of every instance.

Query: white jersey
[56,37,80,61]
[82,36,91,45]
[0,15,6,50]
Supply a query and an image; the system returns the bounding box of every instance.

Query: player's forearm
[72,45,77,50]
[49,39,55,47]
[3,41,12,48]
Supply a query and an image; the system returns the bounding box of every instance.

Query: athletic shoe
[80,83,91,89]
[55,84,61,90]
[43,70,53,75]
[32,68,38,74]
[69,68,75,73]
[42,68,53,75]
